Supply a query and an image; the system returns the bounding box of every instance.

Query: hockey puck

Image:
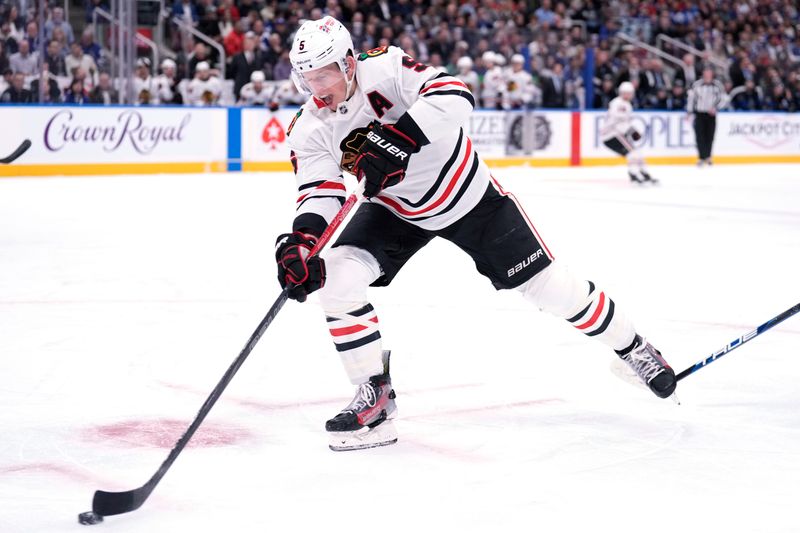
[78,511,104,525]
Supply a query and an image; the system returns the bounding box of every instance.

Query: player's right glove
[353,121,420,198]
[275,231,326,302]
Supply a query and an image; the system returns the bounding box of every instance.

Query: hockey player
[186,61,222,106]
[505,54,538,109]
[238,70,278,108]
[276,17,676,452]
[600,81,656,184]
[454,56,479,95]
[132,58,162,105]
[480,51,506,109]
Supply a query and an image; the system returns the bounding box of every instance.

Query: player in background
[480,51,506,109]
[132,58,168,105]
[154,58,181,104]
[276,17,676,452]
[238,70,279,109]
[600,81,656,184]
[505,54,538,109]
[454,56,479,95]
[186,61,222,106]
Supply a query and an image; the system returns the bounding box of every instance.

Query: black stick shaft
[676,302,800,382]
[92,191,361,517]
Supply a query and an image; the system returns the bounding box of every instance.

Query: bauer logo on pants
[508,249,544,277]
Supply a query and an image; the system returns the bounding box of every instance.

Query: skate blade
[328,420,398,452]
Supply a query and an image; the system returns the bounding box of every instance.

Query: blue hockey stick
[676,302,800,381]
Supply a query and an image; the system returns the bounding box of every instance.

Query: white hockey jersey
[186,76,222,106]
[481,66,506,109]
[238,81,277,106]
[287,45,489,233]
[600,96,634,141]
[505,69,537,108]
[132,75,171,105]
[455,70,480,96]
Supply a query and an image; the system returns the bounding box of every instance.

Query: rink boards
[2,105,799,176]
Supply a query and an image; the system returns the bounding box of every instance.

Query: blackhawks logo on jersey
[339,125,372,172]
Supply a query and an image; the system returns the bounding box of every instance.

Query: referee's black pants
[693,112,716,160]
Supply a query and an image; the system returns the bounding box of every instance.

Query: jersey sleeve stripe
[422,89,475,108]
[376,137,473,216]
[420,80,468,94]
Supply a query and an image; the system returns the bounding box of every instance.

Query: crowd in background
[0,0,799,110]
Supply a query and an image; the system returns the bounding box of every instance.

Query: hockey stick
[85,187,363,522]
[0,139,32,164]
[675,302,800,381]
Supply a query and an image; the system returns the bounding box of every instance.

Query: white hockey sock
[518,262,636,352]
[318,246,385,384]
[626,149,645,174]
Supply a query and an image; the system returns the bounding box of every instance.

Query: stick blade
[92,486,149,516]
[0,139,32,164]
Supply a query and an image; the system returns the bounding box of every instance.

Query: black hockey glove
[275,231,326,302]
[626,128,642,142]
[353,121,420,198]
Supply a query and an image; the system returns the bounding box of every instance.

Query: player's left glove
[626,128,642,142]
[353,121,420,198]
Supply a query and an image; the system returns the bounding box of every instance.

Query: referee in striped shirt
[687,67,726,166]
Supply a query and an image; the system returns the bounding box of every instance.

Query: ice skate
[639,170,658,184]
[628,171,643,184]
[619,335,677,399]
[326,351,397,451]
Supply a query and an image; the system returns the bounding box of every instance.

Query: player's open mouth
[321,95,333,106]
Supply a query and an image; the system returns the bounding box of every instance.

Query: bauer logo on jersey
[339,126,371,172]
[507,249,544,277]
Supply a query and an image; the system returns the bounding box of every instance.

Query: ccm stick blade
[0,139,32,164]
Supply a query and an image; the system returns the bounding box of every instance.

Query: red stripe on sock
[575,292,605,331]
[329,317,379,337]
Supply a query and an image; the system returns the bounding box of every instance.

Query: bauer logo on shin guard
[507,249,544,277]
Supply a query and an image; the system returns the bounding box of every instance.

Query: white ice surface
[1,164,799,533]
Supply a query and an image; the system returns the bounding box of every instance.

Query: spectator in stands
[765,83,793,111]
[172,0,199,27]
[1,72,32,103]
[9,40,37,76]
[262,33,284,80]
[186,60,221,106]
[85,0,110,24]
[667,80,688,110]
[45,39,67,77]
[155,58,182,104]
[187,42,210,79]
[24,21,40,52]
[89,71,119,104]
[30,66,62,103]
[218,0,241,38]
[594,74,617,109]
[65,41,98,86]
[4,5,24,46]
[541,62,567,108]
[674,53,700,88]
[0,68,10,96]
[271,49,291,81]
[731,79,763,110]
[223,19,247,58]
[639,58,670,101]
[229,31,263,100]
[64,76,90,104]
[0,41,8,74]
[197,0,221,40]
[79,29,102,63]
[45,7,75,45]
[1,20,19,55]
